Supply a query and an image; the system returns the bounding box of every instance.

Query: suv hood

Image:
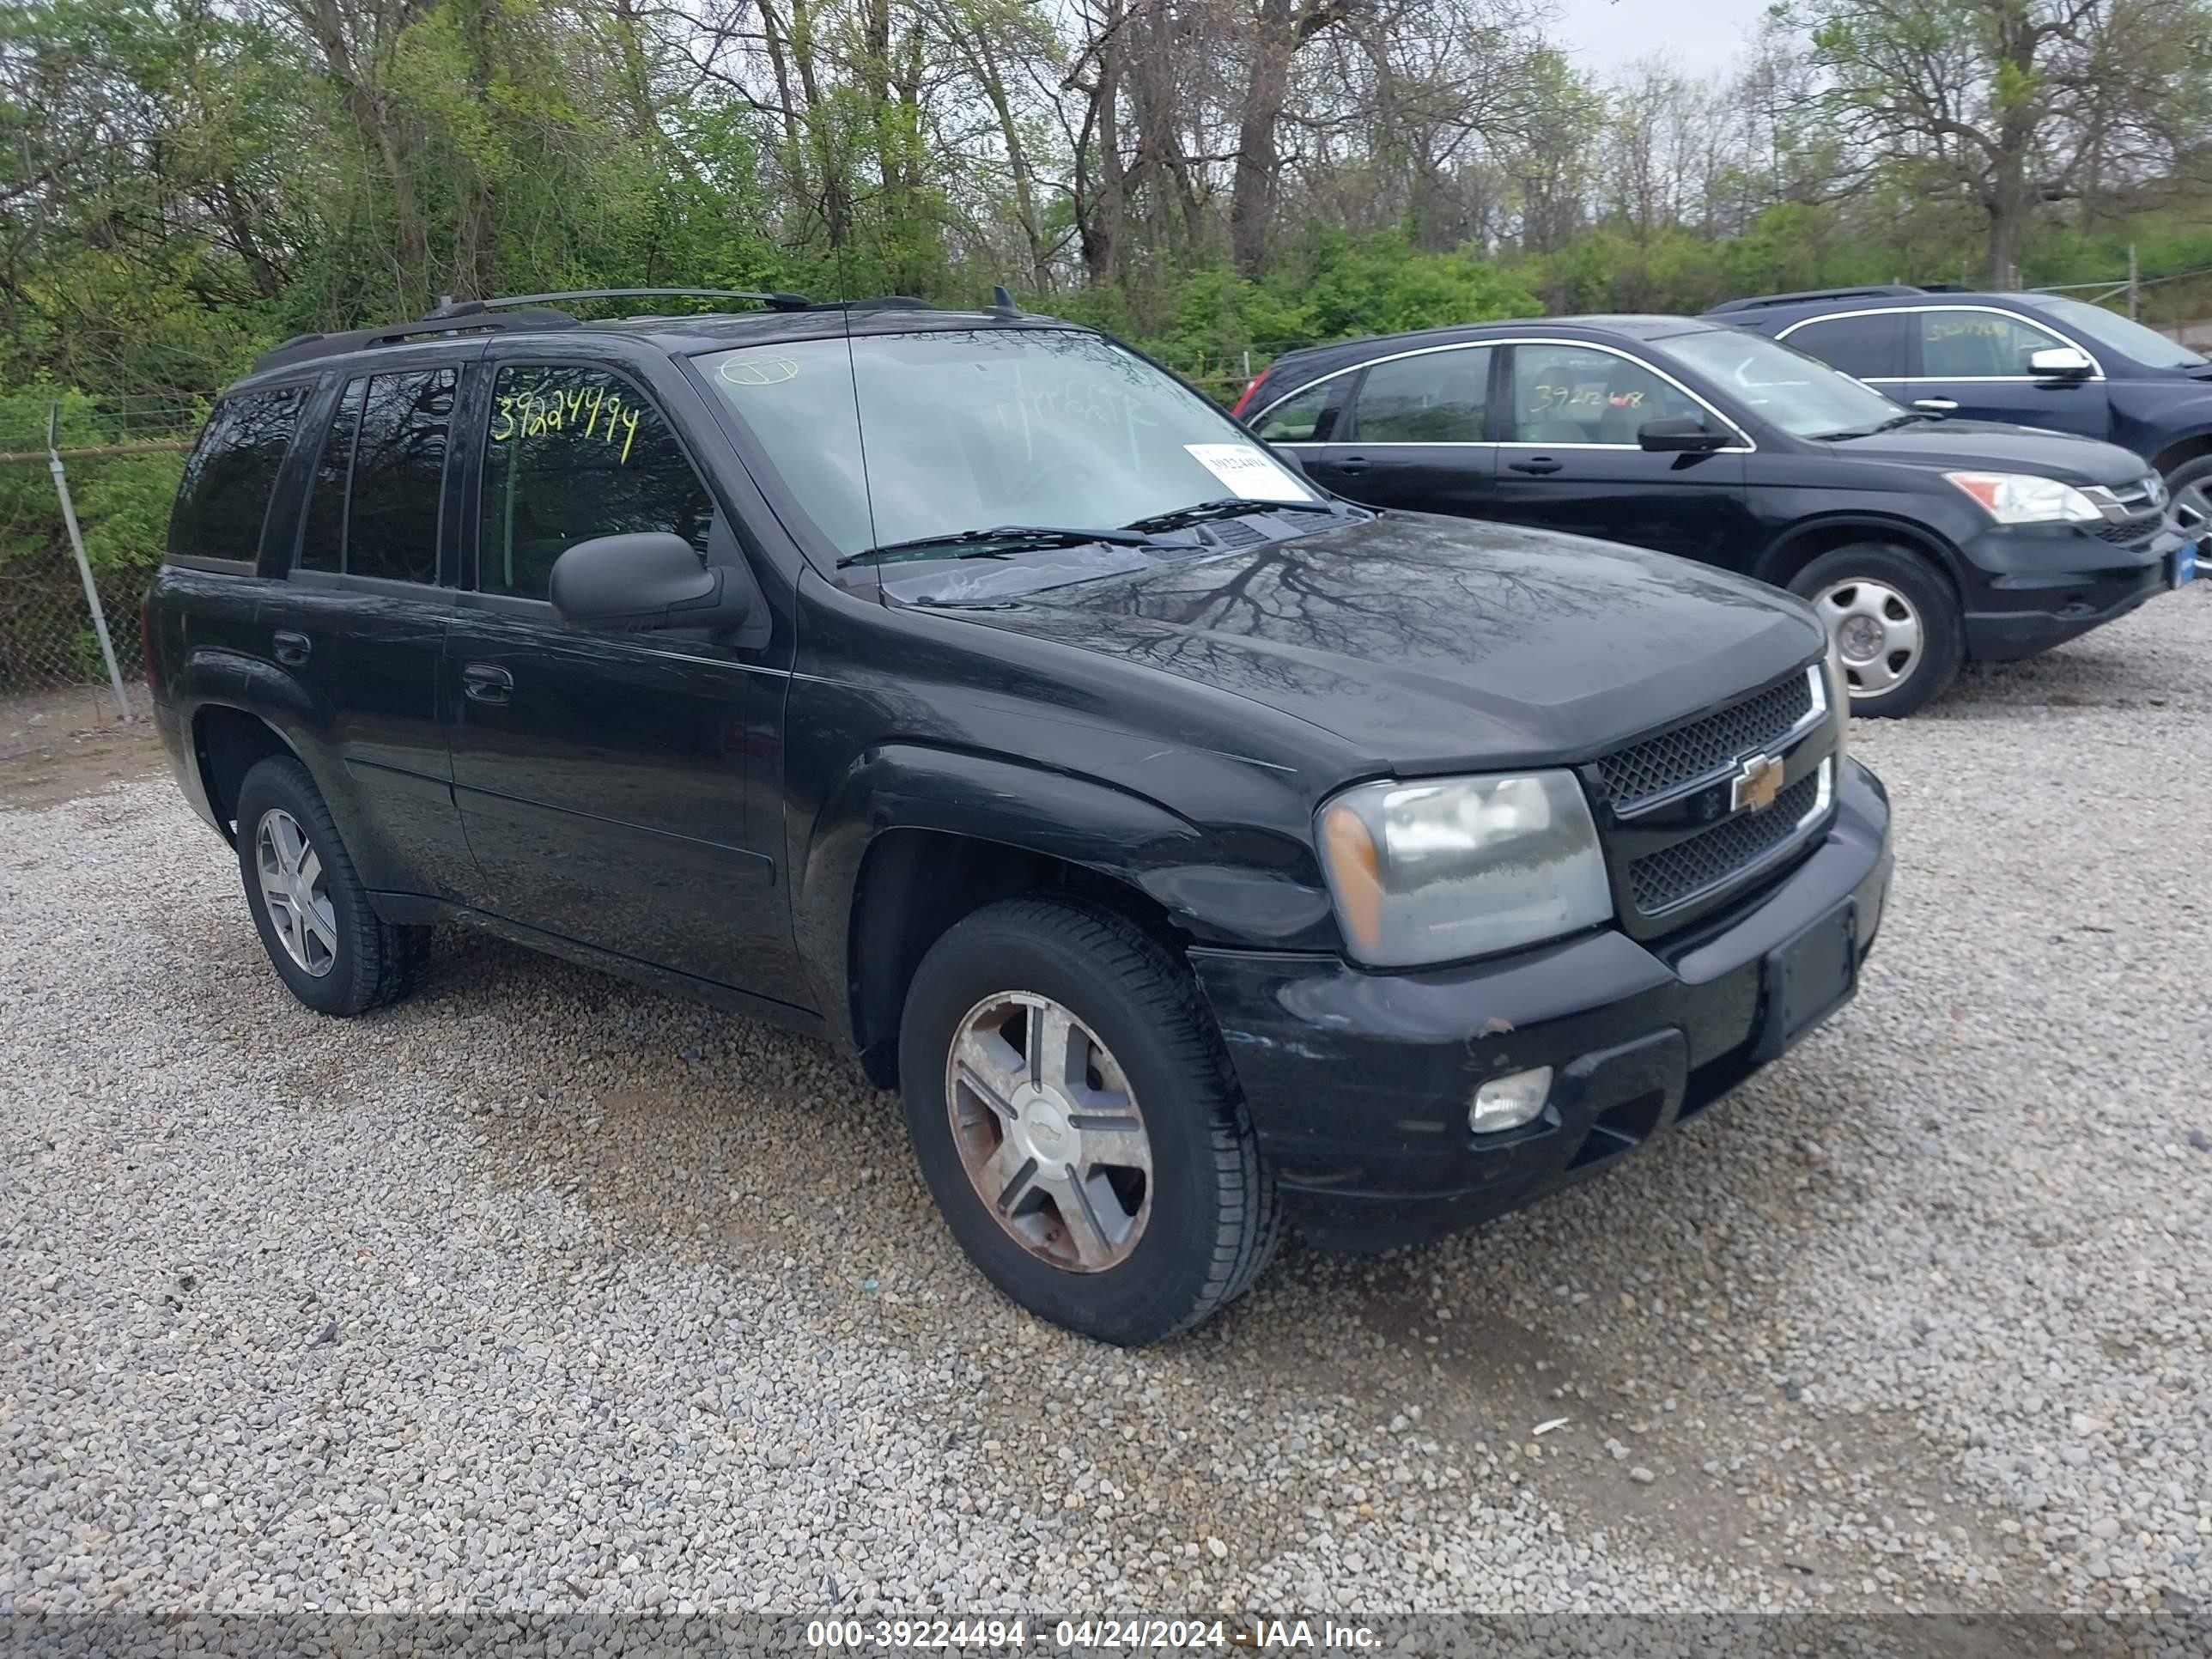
[1826,421,2148,484]
[952,512,1825,774]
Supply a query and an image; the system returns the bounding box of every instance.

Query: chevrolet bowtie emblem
[1730,752,1784,813]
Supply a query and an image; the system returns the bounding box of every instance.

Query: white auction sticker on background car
[1183,443,1316,501]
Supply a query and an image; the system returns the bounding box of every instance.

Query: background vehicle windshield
[699,328,1315,565]
[2019,295,2208,369]
[1658,328,1907,438]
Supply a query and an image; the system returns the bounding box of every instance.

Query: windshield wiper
[841,524,1171,567]
[1124,495,1340,533]
[1812,411,1939,441]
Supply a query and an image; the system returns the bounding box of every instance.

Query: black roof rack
[464,287,813,313]
[1707,284,1927,314]
[252,306,580,374]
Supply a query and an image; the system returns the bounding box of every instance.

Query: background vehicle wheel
[897,897,1280,1346]
[234,756,424,1016]
[1788,544,1963,719]
[2165,453,2212,547]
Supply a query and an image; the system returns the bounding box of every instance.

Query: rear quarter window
[168,387,306,565]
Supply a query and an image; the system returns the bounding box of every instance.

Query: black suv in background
[1235,315,2195,717]
[146,291,1890,1346]
[1707,285,2212,534]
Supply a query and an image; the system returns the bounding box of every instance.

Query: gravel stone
[3,590,2209,1617]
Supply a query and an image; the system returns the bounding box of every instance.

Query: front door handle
[1509,457,1563,475]
[1334,455,1371,475]
[272,630,311,666]
[1912,398,1959,412]
[461,663,514,705]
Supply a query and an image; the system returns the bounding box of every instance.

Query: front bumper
[1191,758,1892,1253]
[1960,521,2188,663]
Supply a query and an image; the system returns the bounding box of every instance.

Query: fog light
[1470,1066,1553,1134]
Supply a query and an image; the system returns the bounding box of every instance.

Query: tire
[234,755,424,1016]
[897,897,1281,1346]
[2164,453,2212,548]
[1787,543,1964,720]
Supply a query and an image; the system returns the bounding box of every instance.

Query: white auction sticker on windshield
[1182,443,1316,502]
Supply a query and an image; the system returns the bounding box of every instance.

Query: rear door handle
[1509,457,1563,476]
[272,630,311,666]
[1334,455,1370,475]
[461,663,514,705]
[1912,398,1959,412]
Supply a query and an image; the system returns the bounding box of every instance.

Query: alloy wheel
[945,991,1152,1273]
[254,808,338,977]
[1814,578,1923,699]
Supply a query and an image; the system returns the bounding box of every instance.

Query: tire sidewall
[1789,543,1963,719]
[898,909,1237,1344]
[234,759,374,1016]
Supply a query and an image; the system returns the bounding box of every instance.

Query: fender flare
[1751,513,1964,593]
[795,744,1335,1045]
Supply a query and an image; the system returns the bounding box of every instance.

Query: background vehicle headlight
[1317,771,1612,967]
[1943,471,2103,525]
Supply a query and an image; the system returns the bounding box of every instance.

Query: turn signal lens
[1322,802,1382,955]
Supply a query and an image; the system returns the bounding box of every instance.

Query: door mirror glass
[2027,345,2095,380]
[550,532,755,632]
[1638,416,1727,453]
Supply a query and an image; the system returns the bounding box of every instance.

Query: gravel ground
[3,587,2209,1626]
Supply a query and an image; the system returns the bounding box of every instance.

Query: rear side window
[477,365,714,601]
[297,379,366,574]
[168,388,304,565]
[1918,310,2068,379]
[1250,379,1338,443]
[1784,313,1905,380]
[1353,348,1492,441]
[345,369,455,583]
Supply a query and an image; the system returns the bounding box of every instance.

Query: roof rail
[252,306,580,374]
[1707,284,1926,314]
[463,287,813,313]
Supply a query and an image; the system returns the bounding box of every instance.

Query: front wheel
[2165,453,2212,546]
[1789,543,1963,720]
[897,898,1280,1346]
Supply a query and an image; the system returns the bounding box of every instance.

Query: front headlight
[1317,771,1612,967]
[1943,471,2103,525]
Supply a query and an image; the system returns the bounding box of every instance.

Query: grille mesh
[1627,770,1822,913]
[1596,674,1814,806]
[2094,517,2158,546]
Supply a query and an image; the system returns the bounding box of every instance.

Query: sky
[1554,0,1780,76]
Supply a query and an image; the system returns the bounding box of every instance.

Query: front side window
[169,388,304,564]
[1784,313,1905,380]
[1507,344,1701,444]
[699,329,1320,591]
[343,368,455,584]
[1658,329,1903,440]
[478,366,714,600]
[1249,379,1337,443]
[2019,295,2205,370]
[1917,310,2069,379]
[1352,349,1492,441]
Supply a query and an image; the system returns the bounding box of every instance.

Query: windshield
[698,327,1323,600]
[1657,328,1909,438]
[2018,295,2208,370]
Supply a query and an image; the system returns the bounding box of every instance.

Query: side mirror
[549,532,755,632]
[1638,416,1729,453]
[2027,345,2094,380]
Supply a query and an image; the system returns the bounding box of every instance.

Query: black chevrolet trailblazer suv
[1235,314,2195,717]
[145,289,1893,1345]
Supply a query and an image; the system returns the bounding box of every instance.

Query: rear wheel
[1789,543,1963,719]
[234,756,424,1016]
[897,898,1280,1346]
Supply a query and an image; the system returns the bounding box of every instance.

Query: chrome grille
[1595,674,1814,807]
[1626,770,1823,913]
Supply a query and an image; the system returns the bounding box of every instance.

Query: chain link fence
[0,396,200,732]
